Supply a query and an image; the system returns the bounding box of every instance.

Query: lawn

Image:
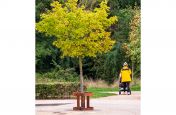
[86,84,140,98]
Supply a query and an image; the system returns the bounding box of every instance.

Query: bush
[36,82,87,99]
[36,67,79,83]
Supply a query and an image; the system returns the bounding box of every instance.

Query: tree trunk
[79,57,84,93]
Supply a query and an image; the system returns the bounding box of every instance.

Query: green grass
[87,87,118,92]
[90,92,117,98]
[86,85,140,98]
[86,87,117,98]
[131,84,141,91]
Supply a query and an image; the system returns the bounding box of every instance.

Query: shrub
[36,82,87,99]
[36,67,79,83]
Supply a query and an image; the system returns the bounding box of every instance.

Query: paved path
[36,91,140,115]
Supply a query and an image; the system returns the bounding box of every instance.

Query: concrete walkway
[36,91,140,115]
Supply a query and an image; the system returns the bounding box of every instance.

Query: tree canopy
[36,0,117,58]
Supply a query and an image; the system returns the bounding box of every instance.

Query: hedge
[36,82,86,99]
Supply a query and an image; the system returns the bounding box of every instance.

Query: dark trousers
[122,82,130,92]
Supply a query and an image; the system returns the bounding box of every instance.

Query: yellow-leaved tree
[36,0,117,92]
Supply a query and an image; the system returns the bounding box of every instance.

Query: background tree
[126,8,141,78]
[89,7,136,83]
[36,0,117,92]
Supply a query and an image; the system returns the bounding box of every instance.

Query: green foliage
[36,0,67,72]
[36,0,67,22]
[36,82,87,99]
[36,66,79,83]
[78,0,104,10]
[107,2,140,79]
[87,8,135,83]
[36,33,57,72]
[36,0,117,58]
[36,0,53,22]
[124,8,141,77]
[111,8,134,42]
[129,8,140,71]
[109,7,140,78]
[108,0,140,15]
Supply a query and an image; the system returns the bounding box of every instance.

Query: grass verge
[87,85,140,98]
[86,87,118,98]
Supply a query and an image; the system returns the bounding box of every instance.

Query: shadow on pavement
[36,103,72,106]
[53,111,67,115]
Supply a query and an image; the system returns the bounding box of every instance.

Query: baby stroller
[119,80,131,95]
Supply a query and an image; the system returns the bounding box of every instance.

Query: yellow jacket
[120,66,132,82]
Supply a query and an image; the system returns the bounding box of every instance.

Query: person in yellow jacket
[119,62,132,95]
